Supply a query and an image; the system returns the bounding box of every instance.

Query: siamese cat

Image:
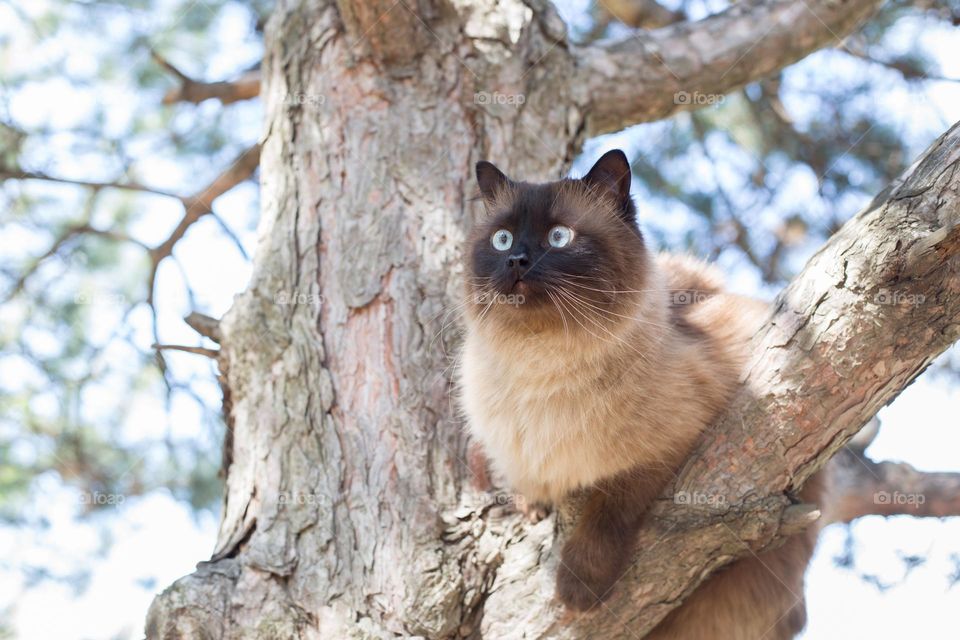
[458,150,823,639]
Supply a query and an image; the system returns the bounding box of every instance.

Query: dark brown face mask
[465,150,647,327]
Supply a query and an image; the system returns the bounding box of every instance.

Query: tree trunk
[146,1,960,638]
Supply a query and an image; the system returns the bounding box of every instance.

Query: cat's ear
[582,149,631,204]
[476,161,510,204]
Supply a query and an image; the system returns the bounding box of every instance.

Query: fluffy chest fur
[457,255,756,505]
[459,326,684,503]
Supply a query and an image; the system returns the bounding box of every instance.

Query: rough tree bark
[146,0,960,638]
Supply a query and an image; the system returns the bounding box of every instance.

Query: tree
[2,0,959,637]
[129,0,960,638]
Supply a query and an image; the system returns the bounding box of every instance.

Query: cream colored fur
[459,250,822,639]
[460,252,758,503]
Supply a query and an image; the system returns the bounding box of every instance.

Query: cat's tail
[655,252,726,301]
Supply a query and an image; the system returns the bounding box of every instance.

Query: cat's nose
[506,252,529,271]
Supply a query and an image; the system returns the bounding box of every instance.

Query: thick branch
[826,448,960,523]
[484,122,960,637]
[578,0,884,135]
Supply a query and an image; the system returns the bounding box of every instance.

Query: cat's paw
[555,559,611,613]
[557,532,630,612]
[555,535,628,613]
[517,499,551,523]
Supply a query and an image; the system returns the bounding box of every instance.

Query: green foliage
[0,0,266,538]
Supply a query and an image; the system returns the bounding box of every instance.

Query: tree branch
[152,51,261,106]
[184,312,222,343]
[578,0,884,136]
[482,121,960,637]
[152,343,220,359]
[841,45,960,83]
[5,146,259,309]
[598,0,684,30]
[0,167,180,198]
[825,447,960,523]
[5,220,146,301]
[146,143,261,305]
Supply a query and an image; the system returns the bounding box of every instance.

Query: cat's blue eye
[491,229,513,251]
[547,225,574,248]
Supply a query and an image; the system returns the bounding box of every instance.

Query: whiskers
[423,276,503,434]
[540,271,674,331]
[545,288,570,338]
[538,272,679,368]
[423,277,491,366]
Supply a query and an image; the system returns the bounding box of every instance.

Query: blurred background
[1,0,959,638]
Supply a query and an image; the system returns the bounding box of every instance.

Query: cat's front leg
[556,516,631,611]
[556,466,671,612]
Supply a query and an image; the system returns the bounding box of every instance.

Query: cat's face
[465,150,647,330]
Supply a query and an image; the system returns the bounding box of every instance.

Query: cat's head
[464,150,648,331]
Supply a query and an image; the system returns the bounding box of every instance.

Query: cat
[458,150,824,639]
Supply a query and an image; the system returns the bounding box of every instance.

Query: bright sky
[2,1,960,639]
